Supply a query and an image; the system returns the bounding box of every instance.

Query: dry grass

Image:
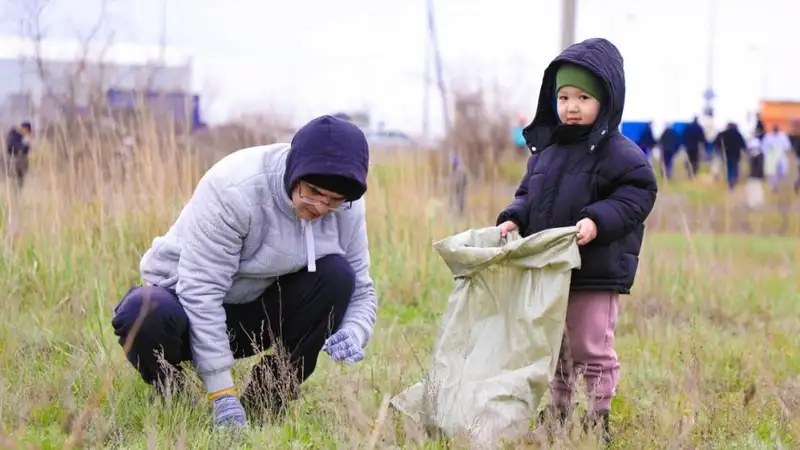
[0,124,798,449]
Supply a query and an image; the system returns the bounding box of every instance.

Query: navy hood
[283,115,370,201]
[523,37,626,154]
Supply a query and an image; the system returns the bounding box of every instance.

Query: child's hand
[575,218,597,246]
[498,220,518,238]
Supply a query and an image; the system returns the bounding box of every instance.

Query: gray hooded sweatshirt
[139,142,377,393]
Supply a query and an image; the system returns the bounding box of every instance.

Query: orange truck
[759,100,800,135]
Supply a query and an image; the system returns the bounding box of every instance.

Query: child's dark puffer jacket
[497,38,658,294]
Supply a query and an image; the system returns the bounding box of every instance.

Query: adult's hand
[323,328,364,363]
[212,393,247,429]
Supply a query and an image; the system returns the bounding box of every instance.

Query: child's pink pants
[549,291,620,412]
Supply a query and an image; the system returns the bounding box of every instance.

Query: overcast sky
[0,0,797,135]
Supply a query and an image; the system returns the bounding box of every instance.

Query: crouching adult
[111,115,378,429]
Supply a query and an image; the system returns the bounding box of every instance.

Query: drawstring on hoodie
[302,220,316,272]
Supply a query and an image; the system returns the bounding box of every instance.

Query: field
[0,138,799,449]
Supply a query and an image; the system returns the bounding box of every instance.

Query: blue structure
[670,121,691,147]
[622,120,693,147]
[621,121,650,144]
[106,89,206,131]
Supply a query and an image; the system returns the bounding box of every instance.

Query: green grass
[1,143,799,449]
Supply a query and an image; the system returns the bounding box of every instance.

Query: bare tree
[450,83,514,180]
[9,0,192,168]
[6,0,119,162]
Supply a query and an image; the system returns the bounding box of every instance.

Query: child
[496,38,658,443]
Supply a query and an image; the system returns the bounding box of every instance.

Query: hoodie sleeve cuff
[344,323,369,348]
[200,370,235,394]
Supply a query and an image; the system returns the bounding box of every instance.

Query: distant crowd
[512,114,800,198]
[632,115,799,195]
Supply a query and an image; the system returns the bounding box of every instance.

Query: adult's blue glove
[323,328,365,363]
[212,394,247,429]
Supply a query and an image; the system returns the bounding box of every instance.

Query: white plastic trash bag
[391,225,581,447]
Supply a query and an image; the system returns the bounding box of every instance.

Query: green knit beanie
[555,63,604,102]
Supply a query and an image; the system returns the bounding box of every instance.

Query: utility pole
[425,0,466,216]
[561,0,577,51]
[426,0,450,143]
[422,34,430,139]
[159,0,168,64]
